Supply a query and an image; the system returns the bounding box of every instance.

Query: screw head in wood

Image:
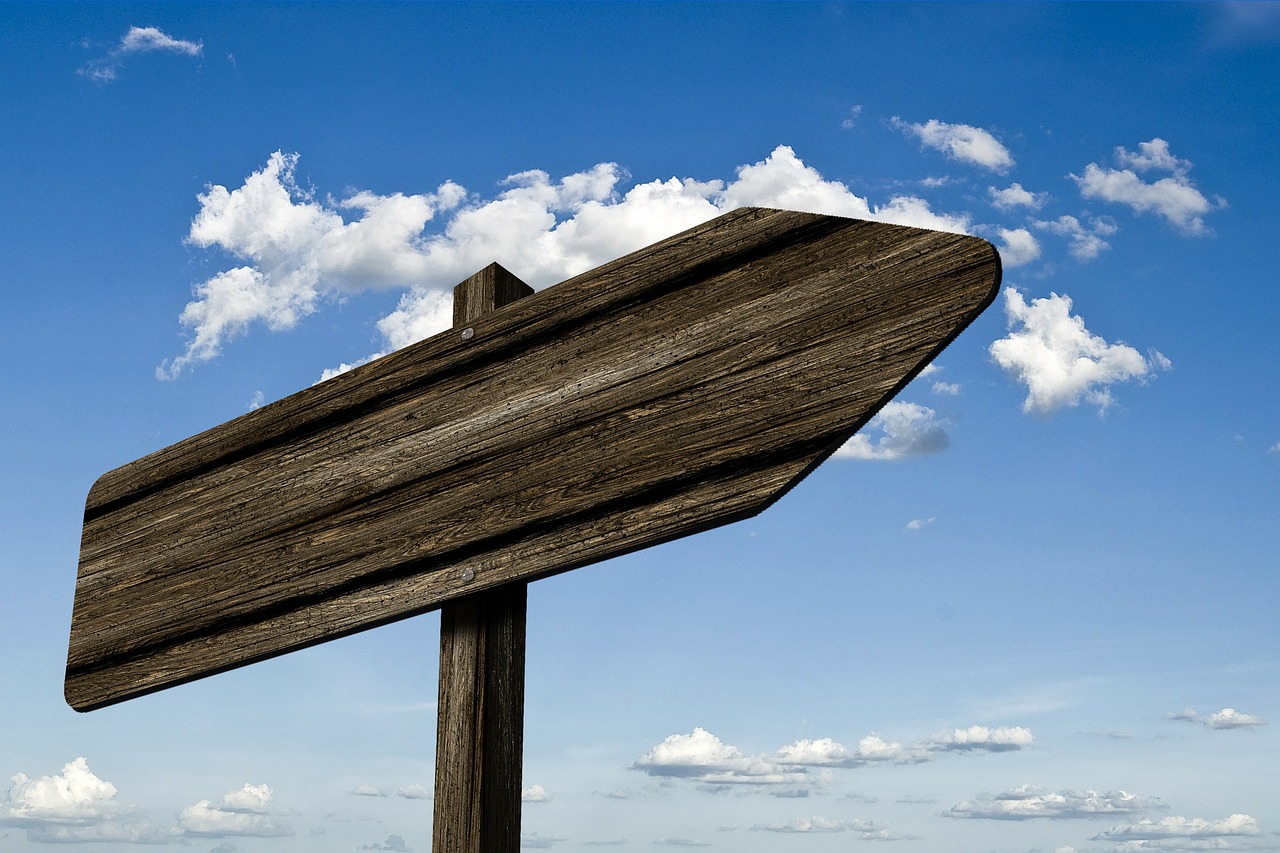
[460,328,475,340]
[460,568,475,582]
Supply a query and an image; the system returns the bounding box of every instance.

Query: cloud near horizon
[0,758,291,844]
[632,725,1033,789]
[946,785,1165,821]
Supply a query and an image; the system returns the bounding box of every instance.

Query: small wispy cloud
[1091,813,1259,845]
[79,25,203,82]
[905,517,936,532]
[892,117,1015,173]
[840,104,863,129]
[1034,214,1116,262]
[946,785,1164,821]
[750,816,907,840]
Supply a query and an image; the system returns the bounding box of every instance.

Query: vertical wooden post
[433,263,534,853]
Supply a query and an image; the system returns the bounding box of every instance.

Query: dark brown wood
[434,584,527,853]
[433,267,530,853]
[66,207,1001,711]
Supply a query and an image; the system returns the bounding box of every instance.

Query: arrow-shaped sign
[67,207,1000,711]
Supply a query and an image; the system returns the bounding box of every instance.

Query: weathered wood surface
[67,207,1001,711]
[435,584,527,853]
[433,265,529,853]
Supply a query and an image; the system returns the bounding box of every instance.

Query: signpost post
[67,206,1000,852]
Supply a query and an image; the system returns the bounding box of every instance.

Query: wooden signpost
[67,206,1000,852]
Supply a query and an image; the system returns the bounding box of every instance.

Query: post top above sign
[67,207,1000,711]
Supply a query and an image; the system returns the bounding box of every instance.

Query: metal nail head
[461,328,475,340]
[460,568,475,582]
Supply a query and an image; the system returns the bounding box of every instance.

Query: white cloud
[834,401,950,460]
[1173,707,1268,729]
[946,785,1164,821]
[774,734,914,767]
[351,785,387,797]
[653,838,710,847]
[1092,814,1259,845]
[1034,214,1117,261]
[521,832,568,848]
[996,226,1042,267]
[176,784,292,838]
[932,381,961,396]
[872,195,972,233]
[79,26,202,82]
[522,784,553,803]
[893,117,1015,173]
[1072,139,1225,235]
[840,104,863,129]
[397,784,431,800]
[927,725,1034,752]
[1206,708,1266,729]
[120,26,203,55]
[905,517,936,531]
[750,816,909,841]
[361,834,412,851]
[0,757,168,844]
[718,145,870,218]
[989,288,1167,414]
[990,182,1048,211]
[164,146,980,380]
[632,728,803,785]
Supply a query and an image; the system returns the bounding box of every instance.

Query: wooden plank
[434,584,527,853]
[66,207,1001,711]
[433,265,530,853]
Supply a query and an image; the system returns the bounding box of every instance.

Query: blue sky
[2,3,1278,852]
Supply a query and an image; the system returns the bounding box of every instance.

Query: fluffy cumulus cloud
[1091,813,1259,849]
[1072,139,1225,235]
[893,117,1015,173]
[522,784,553,803]
[631,728,805,785]
[1170,708,1267,729]
[996,226,1042,267]
[774,734,919,767]
[946,785,1164,821]
[0,757,167,843]
[0,759,290,844]
[635,724,1032,789]
[990,288,1168,414]
[176,783,292,838]
[834,401,950,460]
[79,26,203,82]
[163,146,975,379]
[927,725,1034,752]
[361,834,412,851]
[990,182,1048,211]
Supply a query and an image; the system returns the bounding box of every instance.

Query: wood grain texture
[434,585,527,853]
[433,266,529,853]
[66,207,1001,711]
